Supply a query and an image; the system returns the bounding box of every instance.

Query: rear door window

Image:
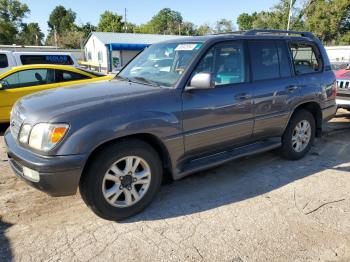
[20,55,74,65]
[289,43,322,75]
[0,54,8,68]
[249,41,280,81]
[55,70,90,83]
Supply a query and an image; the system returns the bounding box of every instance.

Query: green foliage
[304,0,350,44]
[77,22,96,39]
[97,11,123,32]
[235,0,350,45]
[0,0,29,44]
[18,22,44,45]
[215,19,234,33]
[48,5,76,34]
[196,24,213,35]
[141,8,183,34]
[237,12,257,30]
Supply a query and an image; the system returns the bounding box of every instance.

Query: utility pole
[287,0,294,31]
[54,25,58,48]
[124,8,127,33]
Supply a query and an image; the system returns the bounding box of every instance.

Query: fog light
[22,166,40,182]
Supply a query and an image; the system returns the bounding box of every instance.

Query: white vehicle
[0,51,79,74]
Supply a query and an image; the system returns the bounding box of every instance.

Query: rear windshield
[0,54,8,68]
[20,55,74,65]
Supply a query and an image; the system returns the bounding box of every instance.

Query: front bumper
[336,98,350,110]
[4,129,87,196]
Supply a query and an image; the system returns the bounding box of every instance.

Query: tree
[97,11,123,32]
[48,5,76,34]
[196,23,213,35]
[0,0,29,44]
[77,22,96,39]
[237,12,257,30]
[215,19,233,33]
[18,22,44,45]
[144,8,183,34]
[180,22,196,35]
[303,0,350,44]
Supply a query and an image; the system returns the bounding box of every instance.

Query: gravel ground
[0,110,350,262]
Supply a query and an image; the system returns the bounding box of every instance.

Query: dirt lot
[1,111,350,262]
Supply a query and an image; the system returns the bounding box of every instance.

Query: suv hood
[16,79,165,122]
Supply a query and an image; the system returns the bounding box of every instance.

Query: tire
[79,139,163,221]
[281,109,316,160]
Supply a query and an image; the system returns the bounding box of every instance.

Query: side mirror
[186,73,214,91]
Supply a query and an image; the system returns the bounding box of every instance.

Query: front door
[182,41,254,157]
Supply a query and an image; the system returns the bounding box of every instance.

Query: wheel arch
[80,133,173,184]
[290,101,322,137]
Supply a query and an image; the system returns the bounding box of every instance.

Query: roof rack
[244,29,315,38]
[212,29,315,39]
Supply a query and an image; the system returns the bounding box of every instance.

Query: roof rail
[244,29,315,38]
[212,30,248,35]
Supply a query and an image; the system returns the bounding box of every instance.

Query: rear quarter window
[0,54,9,68]
[289,42,322,75]
[20,55,74,65]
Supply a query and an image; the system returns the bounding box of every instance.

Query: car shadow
[121,130,350,223]
[0,219,13,262]
[0,124,8,136]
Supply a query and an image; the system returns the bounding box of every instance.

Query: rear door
[182,41,254,157]
[0,68,56,122]
[248,40,299,139]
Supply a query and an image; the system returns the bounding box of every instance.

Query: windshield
[118,42,203,87]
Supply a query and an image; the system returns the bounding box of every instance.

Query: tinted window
[289,43,321,75]
[1,69,54,89]
[20,55,74,65]
[249,41,279,81]
[0,54,8,68]
[55,70,90,83]
[277,42,291,78]
[195,42,245,86]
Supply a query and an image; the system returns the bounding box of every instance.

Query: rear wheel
[281,109,316,160]
[80,139,162,221]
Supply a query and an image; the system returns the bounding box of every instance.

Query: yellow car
[0,64,113,123]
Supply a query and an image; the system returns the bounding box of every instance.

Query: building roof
[85,32,188,46]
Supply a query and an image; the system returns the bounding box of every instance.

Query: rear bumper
[4,129,87,196]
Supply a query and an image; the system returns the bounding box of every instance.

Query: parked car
[0,64,113,123]
[5,30,337,221]
[335,65,350,110]
[0,51,79,74]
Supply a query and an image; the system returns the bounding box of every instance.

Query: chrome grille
[10,106,24,140]
[337,80,350,90]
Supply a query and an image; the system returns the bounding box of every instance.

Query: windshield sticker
[175,44,201,51]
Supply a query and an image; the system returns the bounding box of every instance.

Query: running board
[178,139,281,178]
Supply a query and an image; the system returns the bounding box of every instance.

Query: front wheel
[281,109,316,160]
[80,139,162,221]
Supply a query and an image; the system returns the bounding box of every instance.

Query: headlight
[19,123,69,152]
[19,124,31,144]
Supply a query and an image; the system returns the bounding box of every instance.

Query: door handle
[286,85,299,92]
[235,93,252,100]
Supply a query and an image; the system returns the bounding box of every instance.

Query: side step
[178,139,281,178]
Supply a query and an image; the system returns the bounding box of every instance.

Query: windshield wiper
[131,77,161,87]
[116,75,131,82]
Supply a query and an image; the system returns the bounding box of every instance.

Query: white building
[84,32,186,72]
[325,46,350,63]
